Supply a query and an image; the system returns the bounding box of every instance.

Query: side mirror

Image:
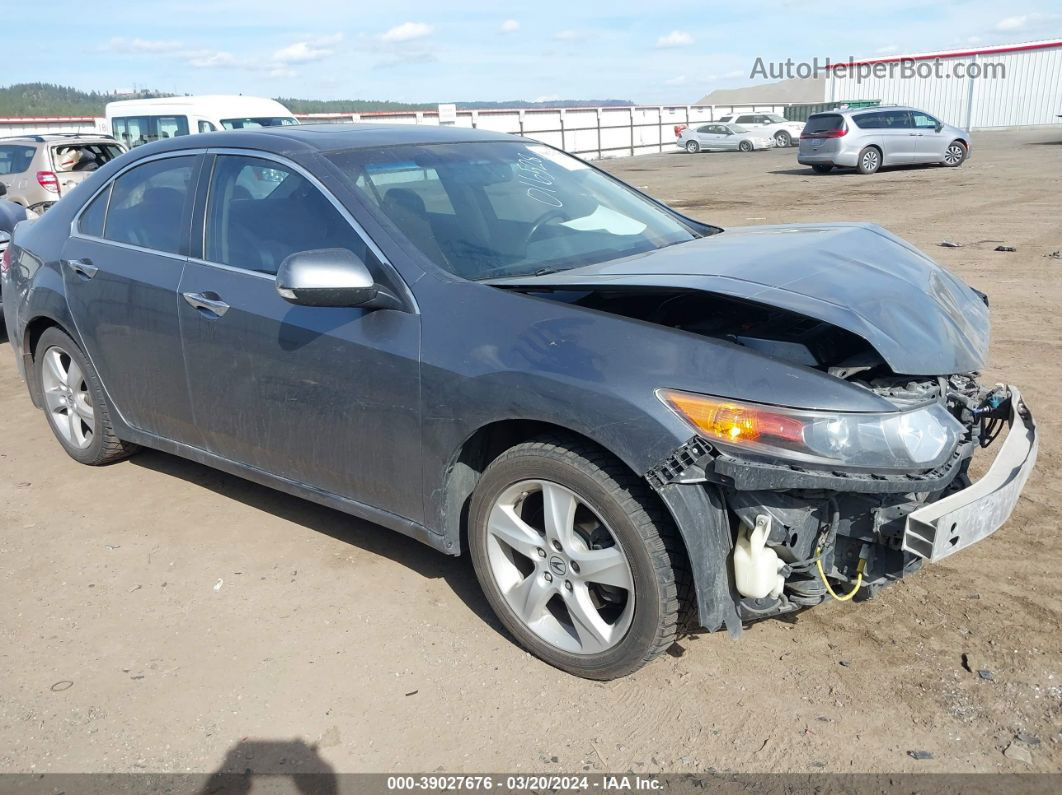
[275,248,401,310]
[935,123,943,133]
[0,231,11,246]
[0,182,6,197]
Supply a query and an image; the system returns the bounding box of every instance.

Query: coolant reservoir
[733,515,785,599]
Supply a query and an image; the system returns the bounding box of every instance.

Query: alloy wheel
[484,479,635,655]
[41,346,95,449]
[944,143,964,165]
[862,149,880,172]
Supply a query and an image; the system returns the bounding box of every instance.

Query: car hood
[487,222,989,376]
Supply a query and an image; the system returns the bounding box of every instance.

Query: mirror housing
[0,231,11,247]
[275,248,401,310]
[935,122,943,133]
[0,182,6,197]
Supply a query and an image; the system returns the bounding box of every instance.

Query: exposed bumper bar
[903,387,1037,562]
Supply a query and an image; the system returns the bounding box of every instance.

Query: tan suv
[0,134,126,213]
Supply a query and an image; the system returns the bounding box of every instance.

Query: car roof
[124,122,524,159]
[0,133,119,144]
[825,106,917,116]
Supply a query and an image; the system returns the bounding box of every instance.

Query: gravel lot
[1,126,1060,776]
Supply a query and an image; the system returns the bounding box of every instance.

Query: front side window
[104,156,195,254]
[220,117,299,129]
[763,114,788,124]
[0,145,35,175]
[328,141,702,281]
[205,155,372,276]
[198,121,217,133]
[912,112,939,129]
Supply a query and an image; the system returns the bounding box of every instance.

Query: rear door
[59,152,204,444]
[877,109,918,163]
[177,152,423,521]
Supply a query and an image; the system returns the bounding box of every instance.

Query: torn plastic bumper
[903,387,1037,561]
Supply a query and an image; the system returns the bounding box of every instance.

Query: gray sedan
[2,124,1033,680]
[678,122,774,153]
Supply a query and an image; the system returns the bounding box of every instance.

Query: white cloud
[273,34,343,64]
[500,19,519,34]
[183,49,240,69]
[380,22,434,43]
[994,12,1061,32]
[656,31,694,48]
[876,44,899,53]
[105,37,184,54]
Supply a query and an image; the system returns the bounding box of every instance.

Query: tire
[856,146,882,174]
[943,140,967,167]
[685,140,700,154]
[774,131,792,147]
[468,435,691,680]
[738,140,754,152]
[34,327,138,466]
[812,164,833,174]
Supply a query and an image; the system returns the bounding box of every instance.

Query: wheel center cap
[548,556,567,577]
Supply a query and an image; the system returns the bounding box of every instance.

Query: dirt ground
[1,126,1060,777]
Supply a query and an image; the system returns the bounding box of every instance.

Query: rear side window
[205,155,374,276]
[0,145,35,175]
[104,156,195,254]
[804,114,844,134]
[736,115,757,124]
[853,112,882,129]
[78,185,111,237]
[879,110,913,128]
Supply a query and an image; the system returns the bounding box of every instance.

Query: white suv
[716,112,805,147]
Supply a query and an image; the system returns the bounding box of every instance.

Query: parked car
[678,123,774,153]
[0,134,126,213]
[105,95,298,148]
[0,184,33,319]
[798,106,970,174]
[1,125,1035,679]
[716,112,805,147]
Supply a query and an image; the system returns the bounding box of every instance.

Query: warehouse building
[825,39,1062,129]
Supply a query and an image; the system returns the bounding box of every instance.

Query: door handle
[63,258,98,279]
[182,291,230,317]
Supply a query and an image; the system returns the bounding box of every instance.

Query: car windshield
[220,117,299,129]
[327,141,702,280]
[763,114,788,123]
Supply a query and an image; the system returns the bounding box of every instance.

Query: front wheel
[774,131,791,147]
[468,436,691,679]
[943,140,967,167]
[685,140,700,153]
[34,327,139,466]
[738,140,754,152]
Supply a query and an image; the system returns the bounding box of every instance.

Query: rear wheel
[811,164,833,173]
[774,130,792,147]
[685,140,700,154]
[943,140,967,167]
[738,140,754,152]
[468,436,690,679]
[34,327,138,466]
[856,146,881,174]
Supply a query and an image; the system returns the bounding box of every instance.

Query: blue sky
[5,1,1062,103]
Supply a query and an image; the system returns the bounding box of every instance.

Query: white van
[105,95,298,149]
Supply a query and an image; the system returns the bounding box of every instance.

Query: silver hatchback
[798,106,970,175]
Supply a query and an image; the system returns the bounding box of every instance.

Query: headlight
[658,389,965,471]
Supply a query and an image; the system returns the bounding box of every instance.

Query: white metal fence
[0,116,108,137]
[295,104,788,160]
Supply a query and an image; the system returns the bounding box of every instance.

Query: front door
[177,154,423,522]
[60,153,203,444]
[910,111,947,162]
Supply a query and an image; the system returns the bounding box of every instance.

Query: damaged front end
[488,223,1037,632]
[647,373,1036,629]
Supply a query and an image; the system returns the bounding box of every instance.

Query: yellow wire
[814,547,865,602]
